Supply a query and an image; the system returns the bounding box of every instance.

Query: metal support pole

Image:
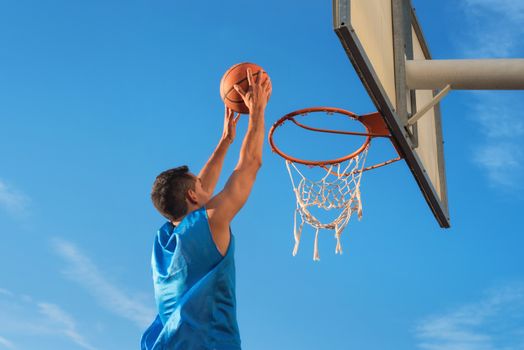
[407,85,452,126]
[406,59,524,90]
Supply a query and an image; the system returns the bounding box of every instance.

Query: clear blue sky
[1,1,523,349]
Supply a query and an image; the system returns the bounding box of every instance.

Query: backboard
[333,0,450,227]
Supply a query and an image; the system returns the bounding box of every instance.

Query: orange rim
[268,107,390,166]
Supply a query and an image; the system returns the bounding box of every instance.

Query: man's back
[141,207,240,350]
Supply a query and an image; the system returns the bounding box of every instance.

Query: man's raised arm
[198,107,240,196]
[207,69,271,254]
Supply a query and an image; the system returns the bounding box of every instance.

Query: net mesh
[285,146,369,261]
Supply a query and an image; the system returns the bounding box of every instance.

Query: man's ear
[186,188,198,204]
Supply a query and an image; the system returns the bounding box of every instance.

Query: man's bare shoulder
[206,203,230,256]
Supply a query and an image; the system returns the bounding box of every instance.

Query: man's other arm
[198,107,240,196]
[207,69,271,255]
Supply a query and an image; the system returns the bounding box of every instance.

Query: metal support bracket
[407,84,451,126]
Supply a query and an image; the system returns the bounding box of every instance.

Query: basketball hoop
[268,107,402,260]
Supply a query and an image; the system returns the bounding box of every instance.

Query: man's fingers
[225,105,233,118]
[233,113,241,124]
[246,68,253,86]
[256,69,264,85]
[233,84,246,97]
[262,78,270,89]
[264,79,272,96]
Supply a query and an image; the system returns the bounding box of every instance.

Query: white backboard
[333,0,449,227]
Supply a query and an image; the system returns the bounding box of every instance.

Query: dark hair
[151,166,196,222]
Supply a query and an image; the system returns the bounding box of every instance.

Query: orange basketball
[220,62,272,114]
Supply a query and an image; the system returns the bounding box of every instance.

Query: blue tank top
[141,207,241,350]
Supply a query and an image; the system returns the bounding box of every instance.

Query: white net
[285,146,369,261]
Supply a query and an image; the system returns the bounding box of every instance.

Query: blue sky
[0,1,523,349]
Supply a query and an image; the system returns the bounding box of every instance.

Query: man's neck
[171,204,200,226]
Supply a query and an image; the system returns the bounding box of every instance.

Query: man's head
[151,166,210,222]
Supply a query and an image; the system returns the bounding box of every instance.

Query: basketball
[220,62,272,114]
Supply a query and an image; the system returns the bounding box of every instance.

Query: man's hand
[222,106,240,144]
[233,68,271,114]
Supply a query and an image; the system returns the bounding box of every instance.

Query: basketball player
[141,68,271,350]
